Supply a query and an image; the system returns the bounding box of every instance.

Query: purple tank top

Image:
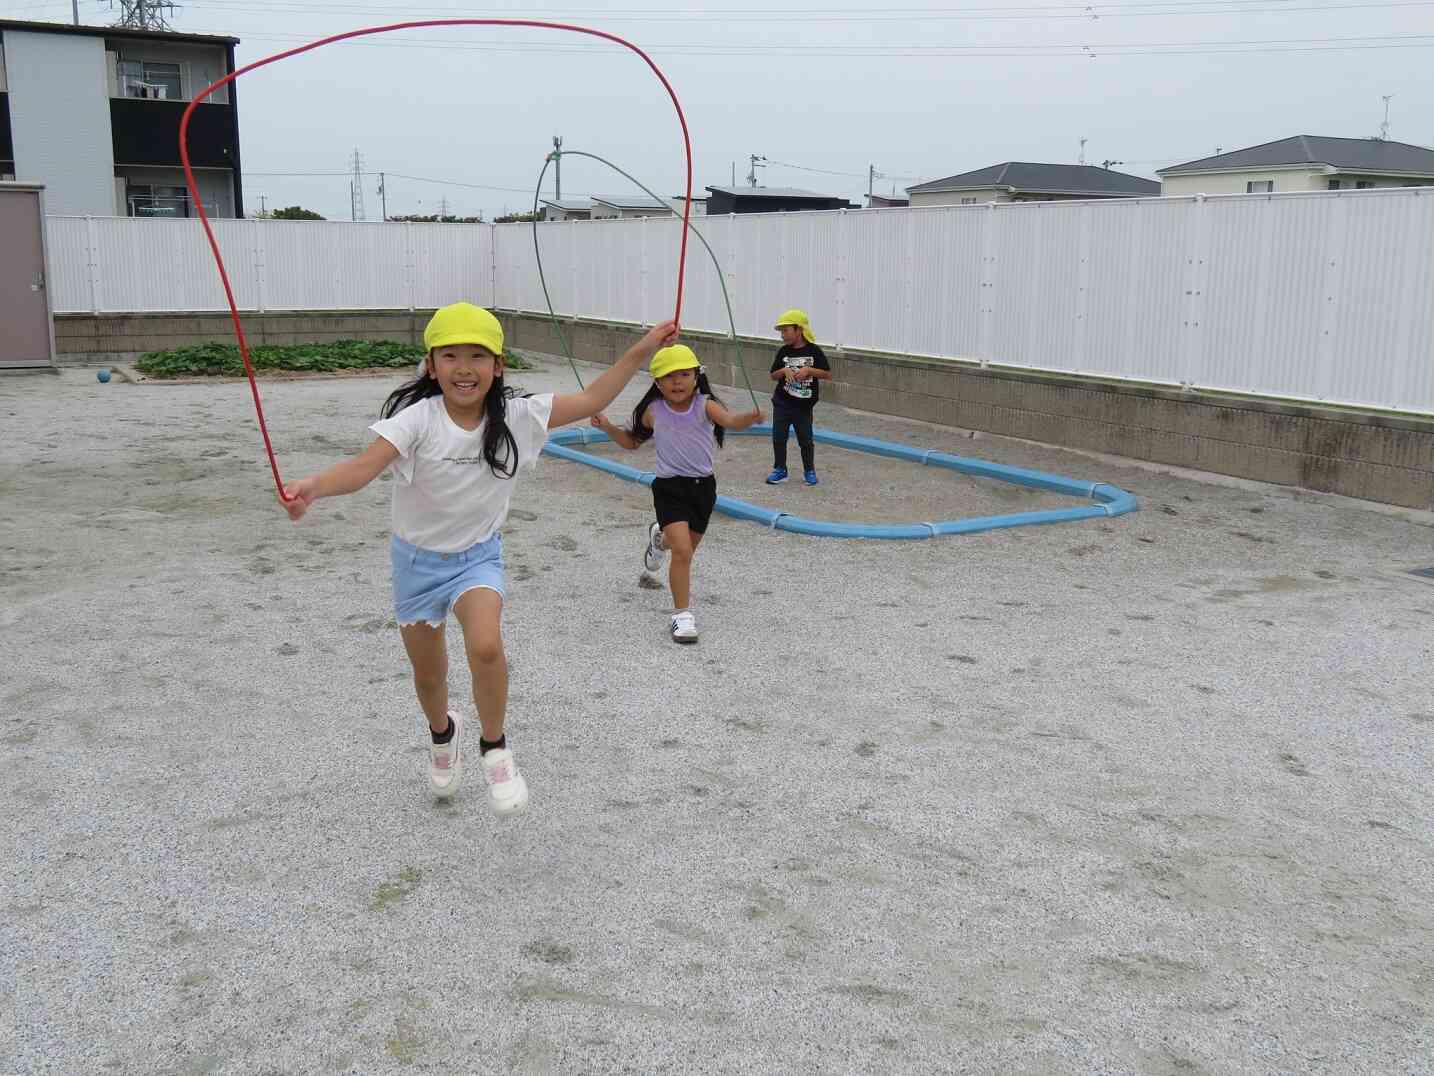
[652,392,715,478]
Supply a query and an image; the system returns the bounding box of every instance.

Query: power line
[242,168,535,195]
[182,0,1434,22]
[186,26,1434,59]
[767,158,924,181]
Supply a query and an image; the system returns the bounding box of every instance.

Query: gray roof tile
[906,163,1158,196]
[1159,136,1434,175]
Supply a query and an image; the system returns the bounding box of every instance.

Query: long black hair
[381,356,521,479]
[626,369,726,448]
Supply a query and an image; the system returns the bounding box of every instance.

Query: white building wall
[5,31,116,215]
[910,187,1004,207]
[1160,169,1326,196]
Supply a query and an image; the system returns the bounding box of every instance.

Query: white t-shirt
[369,393,554,552]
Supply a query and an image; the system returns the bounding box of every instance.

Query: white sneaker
[643,521,667,574]
[670,609,698,644]
[428,710,463,799]
[481,746,529,816]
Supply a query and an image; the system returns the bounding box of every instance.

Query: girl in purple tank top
[591,344,763,644]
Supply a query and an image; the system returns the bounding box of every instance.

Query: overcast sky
[10,0,1434,219]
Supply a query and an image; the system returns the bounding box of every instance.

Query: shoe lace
[488,758,513,783]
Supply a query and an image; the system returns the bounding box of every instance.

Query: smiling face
[656,367,697,405]
[778,324,805,348]
[427,343,502,411]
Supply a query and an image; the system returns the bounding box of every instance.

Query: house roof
[907,163,1159,197]
[591,194,672,211]
[705,186,844,200]
[0,17,239,46]
[539,198,593,211]
[1158,136,1434,176]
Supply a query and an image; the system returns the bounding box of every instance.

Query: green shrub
[135,340,530,378]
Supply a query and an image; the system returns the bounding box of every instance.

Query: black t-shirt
[770,343,831,409]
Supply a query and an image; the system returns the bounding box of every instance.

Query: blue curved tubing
[544,425,1139,540]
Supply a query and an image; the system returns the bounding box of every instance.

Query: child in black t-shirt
[767,308,832,486]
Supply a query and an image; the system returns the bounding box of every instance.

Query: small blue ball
[97,369,111,383]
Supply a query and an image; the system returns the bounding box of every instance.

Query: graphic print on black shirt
[770,343,831,408]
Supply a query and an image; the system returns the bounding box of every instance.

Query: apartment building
[0,18,242,217]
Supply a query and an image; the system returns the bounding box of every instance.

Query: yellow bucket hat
[423,302,504,355]
[774,308,814,344]
[650,344,701,380]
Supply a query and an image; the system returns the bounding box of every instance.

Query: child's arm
[548,320,678,429]
[794,353,832,382]
[706,399,765,431]
[280,436,399,521]
[589,410,647,450]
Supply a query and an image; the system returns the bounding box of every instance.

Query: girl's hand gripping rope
[280,477,319,521]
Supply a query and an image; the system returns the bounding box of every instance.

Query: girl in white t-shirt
[281,303,677,815]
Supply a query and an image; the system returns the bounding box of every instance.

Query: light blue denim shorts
[391,533,504,627]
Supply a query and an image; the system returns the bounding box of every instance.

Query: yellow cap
[423,302,503,355]
[650,344,701,380]
[774,308,814,344]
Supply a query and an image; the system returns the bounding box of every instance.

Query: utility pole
[868,164,884,198]
[731,162,736,187]
[747,154,767,187]
[1379,95,1393,140]
[378,172,387,221]
[72,0,80,25]
[1078,137,1088,165]
[552,135,562,199]
[258,193,267,216]
[349,149,365,222]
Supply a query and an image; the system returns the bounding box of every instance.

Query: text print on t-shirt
[782,356,814,400]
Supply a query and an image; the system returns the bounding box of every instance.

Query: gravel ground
[3,355,1431,1076]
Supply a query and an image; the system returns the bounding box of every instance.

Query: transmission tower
[349,149,366,222]
[108,0,180,31]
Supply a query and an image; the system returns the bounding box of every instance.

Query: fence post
[1074,203,1092,373]
[903,207,917,355]
[570,216,579,321]
[84,215,100,313]
[1313,192,1348,403]
[252,218,267,313]
[834,208,847,351]
[1180,193,1211,391]
[727,213,739,339]
[404,220,416,311]
[977,202,998,367]
[640,213,649,325]
[489,221,499,311]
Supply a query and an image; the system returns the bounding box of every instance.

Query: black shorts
[651,474,717,534]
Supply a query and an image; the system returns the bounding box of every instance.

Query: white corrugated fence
[44,187,1434,414]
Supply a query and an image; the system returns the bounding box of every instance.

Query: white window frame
[1246,180,1274,194]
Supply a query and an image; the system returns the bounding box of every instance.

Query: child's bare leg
[453,587,508,743]
[664,524,702,609]
[399,622,450,733]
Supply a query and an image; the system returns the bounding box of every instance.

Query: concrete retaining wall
[51,309,1434,510]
